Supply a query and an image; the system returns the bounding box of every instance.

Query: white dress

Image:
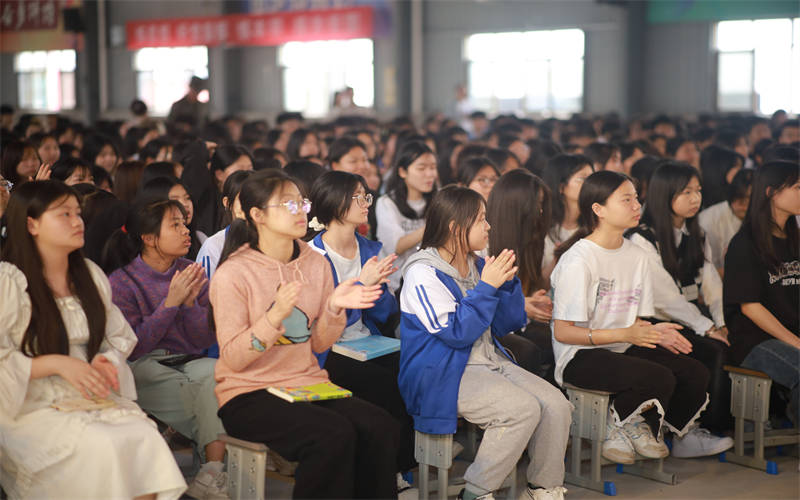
[0,260,186,500]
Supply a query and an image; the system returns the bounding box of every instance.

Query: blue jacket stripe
[419,284,445,330]
[415,285,441,332]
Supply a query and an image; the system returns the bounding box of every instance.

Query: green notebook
[267,381,352,403]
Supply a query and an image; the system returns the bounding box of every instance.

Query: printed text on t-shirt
[596,277,643,313]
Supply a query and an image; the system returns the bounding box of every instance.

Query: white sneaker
[185,470,229,500]
[266,449,297,476]
[622,415,669,459]
[397,472,413,492]
[602,421,636,464]
[671,426,734,458]
[519,485,568,500]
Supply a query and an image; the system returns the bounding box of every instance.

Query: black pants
[497,333,544,376]
[519,321,556,383]
[563,346,710,435]
[218,389,399,499]
[324,351,416,471]
[685,333,732,432]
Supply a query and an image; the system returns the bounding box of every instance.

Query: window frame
[463,28,586,117]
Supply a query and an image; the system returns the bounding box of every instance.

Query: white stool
[720,365,800,474]
[564,384,676,496]
[415,425,517,500]
[219,434,295,500]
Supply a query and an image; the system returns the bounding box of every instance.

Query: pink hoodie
[209,241,346,408]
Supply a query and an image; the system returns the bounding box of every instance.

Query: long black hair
[385,140,437,220]
[637,162,705,282]
[487,169,552,294]
[699,145,743,208]
[1,181,106,360]
[101,198,187,274]
[742,160,800,272]
[554,170,632,262]
[541,153,594,241]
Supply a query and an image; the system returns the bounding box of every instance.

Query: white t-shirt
[550,238,655,386]
[196,227,227,279]
[697,201,741,271]
[322,242,372,342]
[376,194,426,292]
[542,225,577,272]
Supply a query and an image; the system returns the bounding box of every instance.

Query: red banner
[126,6,374,50]
[0,0,59,31]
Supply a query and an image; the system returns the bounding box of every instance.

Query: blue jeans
[742,339,800,425]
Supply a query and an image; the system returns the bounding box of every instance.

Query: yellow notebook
[51,398,117,412]
[267,382,352,403]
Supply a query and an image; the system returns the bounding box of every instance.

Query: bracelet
[588,328,595,346]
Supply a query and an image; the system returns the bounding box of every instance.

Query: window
[14,50,76,111]
[464,29,584,116]
[134,46,209,115]
[279,38,374,119]
[715,18,800,115]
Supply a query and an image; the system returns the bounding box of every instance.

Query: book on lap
[267,381,352,403]
[51,398,117,412]
[331,335,401,361]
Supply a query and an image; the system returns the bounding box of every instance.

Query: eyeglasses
[0,179,12,192]
[474,176,498,187]
[266,198,312,215]
[352,193,374,207]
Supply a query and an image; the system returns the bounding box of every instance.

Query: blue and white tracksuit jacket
[311,231,398,366]
[398,249,527,434]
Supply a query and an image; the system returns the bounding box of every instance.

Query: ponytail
[100,198,186,274]
[553,170,632,263]
[217,219,258,270]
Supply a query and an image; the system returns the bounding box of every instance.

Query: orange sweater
[209,241,346,408]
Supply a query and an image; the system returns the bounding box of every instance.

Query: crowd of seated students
[0,101,798,500]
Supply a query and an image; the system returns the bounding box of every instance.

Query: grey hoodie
[401,247,507,365]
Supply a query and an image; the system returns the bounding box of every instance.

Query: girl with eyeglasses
[458,156,500,202]
[102,198,228,499]
[210,169,400,499]
[308,170,417,491]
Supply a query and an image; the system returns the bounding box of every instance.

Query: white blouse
[0,260,185,499]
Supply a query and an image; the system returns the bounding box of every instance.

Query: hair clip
[308,216,326,231]
[120,225,127,234]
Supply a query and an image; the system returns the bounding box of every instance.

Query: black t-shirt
[723,230,800,365]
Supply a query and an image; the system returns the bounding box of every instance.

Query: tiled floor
[176,444,798,499]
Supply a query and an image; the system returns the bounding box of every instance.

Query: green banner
[648,0,800,24]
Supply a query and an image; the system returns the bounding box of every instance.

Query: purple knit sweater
[109,256,213,360]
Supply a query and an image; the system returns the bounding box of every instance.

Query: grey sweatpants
[129,351,225,457]
[457,359,572,493]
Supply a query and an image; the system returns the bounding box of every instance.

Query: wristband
[588,328,595,346]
